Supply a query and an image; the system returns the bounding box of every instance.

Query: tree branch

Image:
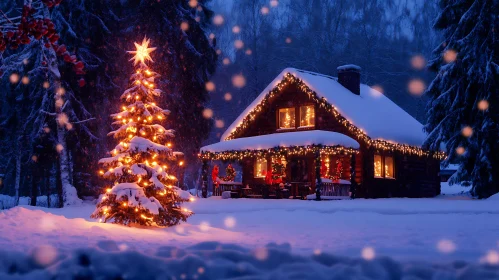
[72,118,96,124]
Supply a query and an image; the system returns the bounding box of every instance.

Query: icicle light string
[223,73,445,159]
[199,145,358,161]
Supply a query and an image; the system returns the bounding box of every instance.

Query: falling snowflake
[21,76,30,85]
[232,74,246,88]
[478,100,489,111]
[234,40,244,49]
[202,108,213,119]
[408,79,426,95]
[361,247,375,260]
[205,81,215,91]
[215,119,225,128]
[261,6,270,15]
[461,126,473,138]
[270,0,279,7]
[253,247,269,261]
[199,221,210,232]
[224,92,232,101]
[180,22,189,31]
[232,25,241,34]
[443,49,457,63]
[9,73,19,84]
[213,15,224,26]
[437,239,456,254]
[188,0,198,8]
[285,37,292,44]
[56,144,64,153]
[410,55,426,70]
[224,216,236,228]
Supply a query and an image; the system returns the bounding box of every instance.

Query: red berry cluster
[0,1,86,86]
[41,0,63,8]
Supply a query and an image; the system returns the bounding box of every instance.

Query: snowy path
[1,195,498,263]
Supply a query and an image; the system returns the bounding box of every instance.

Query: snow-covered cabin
[200,66,443,199]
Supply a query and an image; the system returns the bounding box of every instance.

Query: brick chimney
[337,64,361,95]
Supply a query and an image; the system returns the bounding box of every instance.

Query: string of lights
[199,145,359,161]
[223,73,445,160]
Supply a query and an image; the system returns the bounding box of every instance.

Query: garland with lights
[91,37,193,227]
[223,73,445,159]
[200,145,358,161]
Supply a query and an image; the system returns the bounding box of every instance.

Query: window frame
[373,154,396,179]
[299,105,316,128]
[277,107,296,130]
[254,158,268,178]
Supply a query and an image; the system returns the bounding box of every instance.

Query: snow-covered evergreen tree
[91,38,193,226]
[424,0,499,198]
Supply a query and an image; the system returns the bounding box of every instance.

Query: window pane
[279,108,295,129]
[374,155,382,177]
[385,156,394,178]
[254,158,267,178]
[300,105,315,127]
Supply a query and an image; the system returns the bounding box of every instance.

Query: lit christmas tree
[91,37,193,226]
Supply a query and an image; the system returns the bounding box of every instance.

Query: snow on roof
[221,68,426,147]
[201,130,359,152]
[337,64,361,71]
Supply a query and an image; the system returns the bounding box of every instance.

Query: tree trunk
[30,162,39,206]
[56,125,80,206]
[14,152,21,205]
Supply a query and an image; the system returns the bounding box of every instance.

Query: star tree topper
[128,37,156,65]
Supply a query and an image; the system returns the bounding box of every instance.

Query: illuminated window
[300,105,315,127]
[254,158,268,178]
[374,155,395,178]
[374,155,382,177]
[278,108,295,129]
[385,156,394,178]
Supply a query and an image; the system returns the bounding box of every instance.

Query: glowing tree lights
[91,38,193,226]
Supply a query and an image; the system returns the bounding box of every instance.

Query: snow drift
[1,241,498,280]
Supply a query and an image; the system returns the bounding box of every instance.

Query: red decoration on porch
[212,165,219,188]
[221,164,236,182]
[265,170,273,185]
[332,159,344,182]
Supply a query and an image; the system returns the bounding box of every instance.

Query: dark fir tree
[424,0,499,198]
[0,0,95,206]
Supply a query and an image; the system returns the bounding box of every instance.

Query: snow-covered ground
[1,183,498,268]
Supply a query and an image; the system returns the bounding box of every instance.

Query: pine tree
[91,38,193,226]
[424,0,499,198]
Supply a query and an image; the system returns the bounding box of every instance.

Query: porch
[199,130,360,200]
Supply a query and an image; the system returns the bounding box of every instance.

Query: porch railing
[321,182,350,197]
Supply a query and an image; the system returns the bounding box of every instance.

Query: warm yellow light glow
[179,161,184,166]
[106,188,111,193]
[145,70,151,75]
[99,170,104,175]
[189,197,195,202]
[123,202,127,207]
[167,143,172,147]
[128,37,156,65]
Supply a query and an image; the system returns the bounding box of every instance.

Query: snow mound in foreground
[488,193,499,200]
[2,242,498,280]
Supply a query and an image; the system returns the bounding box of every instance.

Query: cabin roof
[221,68,426,147]
[201,130,359,152]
